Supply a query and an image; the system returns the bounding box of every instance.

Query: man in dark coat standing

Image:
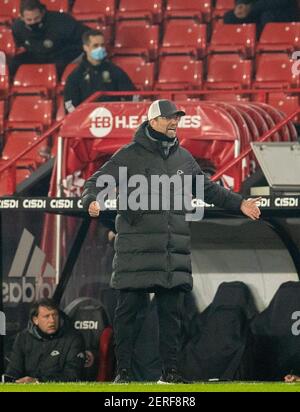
[81,99,261,383]
[10,0,88,78]
[5,298,85,383]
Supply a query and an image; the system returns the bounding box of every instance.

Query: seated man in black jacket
[64,29,135,113]
[5,298,85,383]
[224,0,298,35]
[10,0,89,78]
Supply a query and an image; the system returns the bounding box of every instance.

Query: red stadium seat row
[0,94,54,191]
[1,52,298,97]
[0,0,213,24]
[0,51,299,123]
[2,22,300,64]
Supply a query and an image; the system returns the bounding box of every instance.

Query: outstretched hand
[88,201,101,217]
[240,197,261,220]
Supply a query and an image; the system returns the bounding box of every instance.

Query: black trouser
[114,288,183,373]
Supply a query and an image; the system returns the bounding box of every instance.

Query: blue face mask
[90,47,107,61]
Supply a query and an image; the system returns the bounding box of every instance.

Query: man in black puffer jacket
[10,0,89,78]
[81,99,261,383]
[5,298,85,383]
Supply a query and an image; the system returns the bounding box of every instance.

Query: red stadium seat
[268,92,300,121]
[12,64,57,97]
[112,56,154,90]
[0,159,16,195]
[0,99,5,134]
[57,63,77,94]
[209,23,256,58]
[117,0,163,23]
[7,96,53,131]
[83,23,112,47]
[55,94,65,122]
[257,23,300,53]
[0,129,49,190]
[0,65,10,98]
[113,21,159,60]
[205,54,252,90]
[160,20,207,58]
[213,0,235,18]
[0,0,19,24]
[254,53,300,89]
[2,131,48,165]
[0,159,41,189]
[72,0,115,25]
[40,0,69,12]
[0,27,16,58]
[165,0,212,23]
[97,326,114,382]
[155,55,203,90]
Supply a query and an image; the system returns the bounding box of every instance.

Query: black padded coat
[82,121,243,292]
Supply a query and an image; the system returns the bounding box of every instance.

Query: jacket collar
[134,121,179,157]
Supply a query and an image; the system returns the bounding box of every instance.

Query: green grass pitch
[1,382,300,392]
